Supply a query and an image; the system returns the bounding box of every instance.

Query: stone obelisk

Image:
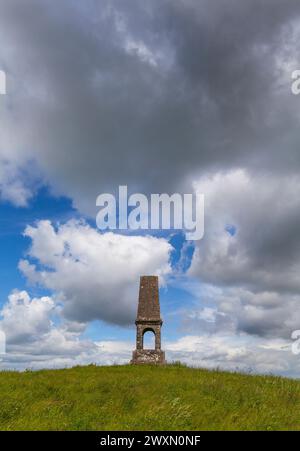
[131,276,166,364]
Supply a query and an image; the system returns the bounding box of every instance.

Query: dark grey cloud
[186,169,300,341]
[177,281,300,340]
[0,0,300,213]
[190,170,300,296]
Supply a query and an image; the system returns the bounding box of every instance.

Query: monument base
[131,349,166,365]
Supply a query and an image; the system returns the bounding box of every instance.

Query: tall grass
[0,364,299,430]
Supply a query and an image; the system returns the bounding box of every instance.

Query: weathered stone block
[131,350,166,365]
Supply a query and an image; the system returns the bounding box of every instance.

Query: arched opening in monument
[142,329,155,350]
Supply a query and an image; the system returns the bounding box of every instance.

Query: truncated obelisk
[131,276,166,364]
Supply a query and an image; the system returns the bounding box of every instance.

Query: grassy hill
[0,363,300,430]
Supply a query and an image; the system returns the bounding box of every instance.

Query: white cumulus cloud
[19,219,172,325]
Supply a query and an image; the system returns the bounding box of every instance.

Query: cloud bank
[0,0,300,212]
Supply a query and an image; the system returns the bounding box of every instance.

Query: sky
[0,0,300,376]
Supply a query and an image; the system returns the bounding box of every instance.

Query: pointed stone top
[136,275,161,322]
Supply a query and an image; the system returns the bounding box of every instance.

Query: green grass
[0,363,299,430]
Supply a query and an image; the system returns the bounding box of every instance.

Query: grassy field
[0,363,300,430]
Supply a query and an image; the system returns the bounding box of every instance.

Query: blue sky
[0,188,76,302]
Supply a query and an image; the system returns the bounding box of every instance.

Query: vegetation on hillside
[0,364,299,430]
